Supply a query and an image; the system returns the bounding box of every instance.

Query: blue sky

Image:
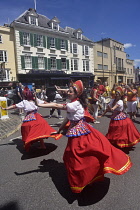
[1,0,140,67]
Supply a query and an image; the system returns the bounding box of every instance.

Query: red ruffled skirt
[63,123,132,193]
[21,113,62,151]
[106,118,140,148]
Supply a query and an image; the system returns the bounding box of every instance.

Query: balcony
[116,67,126,74]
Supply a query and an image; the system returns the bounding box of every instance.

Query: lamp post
[0,62,5,83]
[102,38,104,83]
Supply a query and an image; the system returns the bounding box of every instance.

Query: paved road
[0,108,140,210]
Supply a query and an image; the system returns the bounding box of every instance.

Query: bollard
[0,97,9,119]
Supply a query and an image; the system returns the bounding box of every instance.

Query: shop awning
[51,77,70,80]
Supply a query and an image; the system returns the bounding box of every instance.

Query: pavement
[0,108,65,141]
[0,110,22,140]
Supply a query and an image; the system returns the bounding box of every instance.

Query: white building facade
[11,8,94,88]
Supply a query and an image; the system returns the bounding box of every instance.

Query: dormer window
[77,32,82,40]
[52,22,59,30]
[49,16,60,31]
[29,16,38,26]
[73,28,83,40]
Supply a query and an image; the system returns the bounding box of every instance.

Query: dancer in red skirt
[100,86,140,148]
[36,80,132,193]
[1,90,62,151]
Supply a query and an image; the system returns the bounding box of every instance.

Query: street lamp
[102,38,104,82]
[0,62,5,82]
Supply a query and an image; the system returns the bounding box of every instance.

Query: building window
[97,51,102,57]
[61,58,66,69]
[98,64,108,70]
[0,51,7,62]
[104,53,108,58]
[83,45,89,56]
[60,40,66,49]
[29,16,38,25]
[37,35,43,47]
[71,59,78,71]
[53,22,59,30]
[83,60,89,71]
[98,64,102,70]
[104,65,108,70]
[0,69,8,81]
[50,37,55,48]
[85,46,89,56]
[38,57,45,69]
[50,57,57,69]
[23,32,30,46]
[25,56,32,69]
[71,43,78,54]
[97,51,108,58]
[0,35,2,43]
[77,33,82,40]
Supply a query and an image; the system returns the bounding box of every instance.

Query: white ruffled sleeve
[15,101,24,108]
[66,101,79,112]
[117,100,123,107]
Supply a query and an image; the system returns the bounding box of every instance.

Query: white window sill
[23,45,31,47]
[50,47,56,50]
[61,49,66,51]
[36,46,44,49]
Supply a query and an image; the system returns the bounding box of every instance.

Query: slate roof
[13,8,93,43]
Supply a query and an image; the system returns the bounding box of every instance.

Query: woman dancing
[100,86,140,148]
[36,80,132,193]
[1,89,62,151]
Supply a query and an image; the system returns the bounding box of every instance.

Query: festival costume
[16,100,62,151]
[106,99,140,148]
[63,99,132,193]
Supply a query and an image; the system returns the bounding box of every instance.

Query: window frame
[50,37,56,48]
[71,59,78,71]
[0,69,9,81]
[50,57,57,70]
[52,22,59,31]
[29,16,38,26]
[24,55,32,69]
[38,56,45,69]
[60,40,66,50]
[83,45,89,56]
[36,34,43,47]
[71,43,78,54]
[23,32,30,46]
[0,50,7,62]
[61,58,67,70]
[83,60,89,71]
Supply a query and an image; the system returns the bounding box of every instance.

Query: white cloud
[124,43,136,49]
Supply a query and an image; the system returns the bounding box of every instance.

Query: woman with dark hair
[99,86,140,148]
[36,80,132,194]
[0,90,62,151]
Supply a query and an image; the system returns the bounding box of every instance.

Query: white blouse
[16,99,44,113]
[66,100,84,121]
[108,99,123,111]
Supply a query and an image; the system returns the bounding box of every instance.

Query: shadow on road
[5,138,57,160]
[14,159,110,205]
[120,146,135,154]
[0,201,19,210]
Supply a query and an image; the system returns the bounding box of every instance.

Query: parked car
[4,89,18,106]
